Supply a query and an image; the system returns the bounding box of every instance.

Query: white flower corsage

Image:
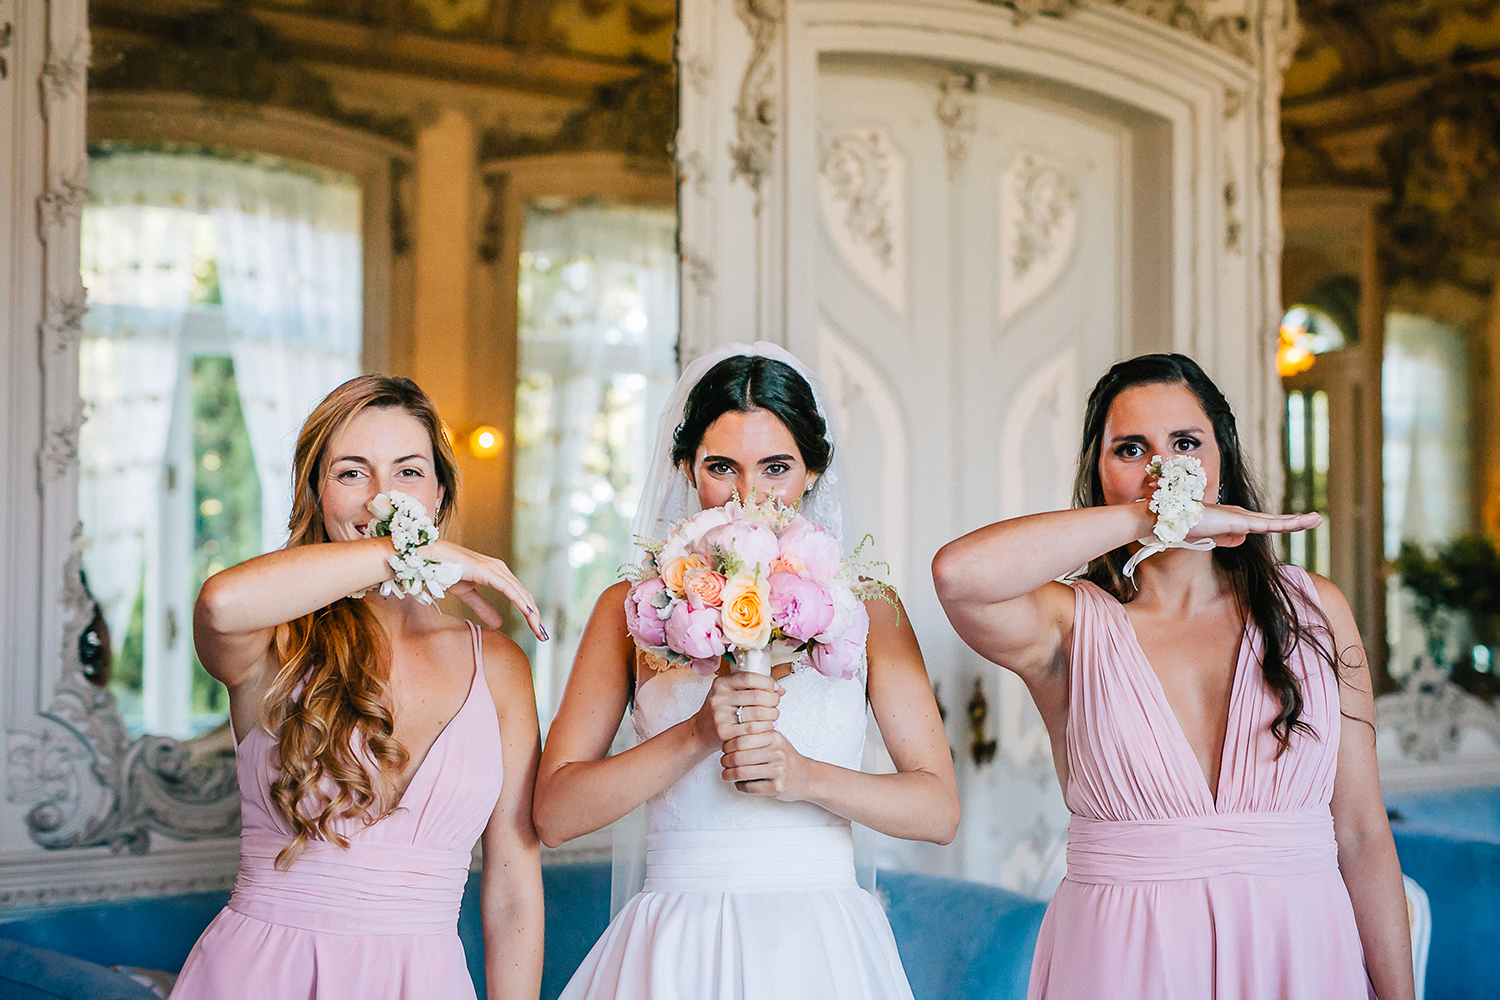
[1121,455,1216,579]
[349,490,464,606]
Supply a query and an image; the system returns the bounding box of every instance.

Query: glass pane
[79,147,363,739]
[511,203,679,725]
[1383,312,1473,678]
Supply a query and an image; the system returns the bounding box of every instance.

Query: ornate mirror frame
[2,78,413,908]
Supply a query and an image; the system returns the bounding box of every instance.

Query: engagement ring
[735,707,743,725]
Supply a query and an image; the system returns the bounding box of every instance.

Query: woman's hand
[421,540,547,640]
[691,672,782,751]
[1185,505,1323,548]
[720,729,809,800]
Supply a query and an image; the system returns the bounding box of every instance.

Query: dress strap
[466,618,483,679]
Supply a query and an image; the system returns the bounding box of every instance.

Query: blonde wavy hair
[261,375,460,869]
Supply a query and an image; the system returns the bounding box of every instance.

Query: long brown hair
[261,375,460,868]
[1073,354,1337,755]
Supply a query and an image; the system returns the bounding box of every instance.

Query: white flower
[367,494,396,521]
[814,583,863,645]
[1146,455,1207,544]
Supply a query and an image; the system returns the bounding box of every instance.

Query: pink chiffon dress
[1028,568,1374,1000]
[171,620,500,1000]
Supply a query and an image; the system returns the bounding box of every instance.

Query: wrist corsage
[349,490,463,606]
[1121,455,1216,580]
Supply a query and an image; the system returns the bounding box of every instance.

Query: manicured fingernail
[540,626,550,641]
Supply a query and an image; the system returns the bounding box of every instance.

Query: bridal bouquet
[623,494,891,680]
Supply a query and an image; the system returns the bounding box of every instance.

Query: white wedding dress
[557,654,916,1000]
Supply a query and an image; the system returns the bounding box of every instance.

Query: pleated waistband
[229,832,470,935]
[643,825,859,893]
[1065,810,1339,885]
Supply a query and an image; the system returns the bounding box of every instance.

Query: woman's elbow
[530,788,571,849]
[194,573,237,635]
[929,800,961,846]
[931,543,967,602]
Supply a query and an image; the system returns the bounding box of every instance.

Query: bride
[532,342,959,1000]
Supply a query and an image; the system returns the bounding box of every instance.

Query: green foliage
[1394,533,1500,638]
[190,355,261,721]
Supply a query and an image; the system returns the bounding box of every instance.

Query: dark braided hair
[672,355,832,474]
[1073,353,1338,755]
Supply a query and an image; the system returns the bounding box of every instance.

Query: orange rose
[720,573,772,648]
[683,566,728,609]
[661,554,705,596]
[770,553,808,576]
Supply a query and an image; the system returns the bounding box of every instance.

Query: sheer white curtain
[1384,311,1473,673]
[512,204,679,722]
[79,158,201,646]
[209,158,362,550]
[79,148,362,732]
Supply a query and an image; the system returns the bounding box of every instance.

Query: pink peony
[810,599,869,680]
[776,516,842,579]
[624,577,669,648]
[665,600,727,663]
[658,506,736,569]
[699,519,781,575]
[768,572,836,643]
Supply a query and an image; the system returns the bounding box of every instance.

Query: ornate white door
[800,58,1140,891]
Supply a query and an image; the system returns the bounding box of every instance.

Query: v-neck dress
[1027,568,1372,1000]
[171,620,502,1000]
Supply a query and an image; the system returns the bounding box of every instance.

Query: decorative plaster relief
[1377,658,1500,764]
[680,242,717,298]
[818,128,906,315]
[998,812,1068,898]
[37,168,87,243]
[41,291,86,356]
[817,326,908,592]
[935,74,981,181]
[679,148,710,197]
[729,0,784,196]
[41,39,88,112]
[977,0,1284,65]
[37,402,83,486]
[7,661,241,852]
[1,20,11,81]
[999,153,1080,322]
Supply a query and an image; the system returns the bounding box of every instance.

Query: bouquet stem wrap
[735,646,772,676]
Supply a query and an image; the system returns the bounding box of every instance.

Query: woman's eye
[336,468,363,480]
[764,464,789,476]
[707,462,733,476]
[1173,438,1199,452]
[1114,444,1143,459]
[399,467,423,478]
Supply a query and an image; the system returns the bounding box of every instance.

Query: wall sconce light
[968,676,997,768]
[468,425,504,459]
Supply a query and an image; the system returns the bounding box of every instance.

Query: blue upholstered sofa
[1385,785,1500,1000]
[0,863,1047,1000]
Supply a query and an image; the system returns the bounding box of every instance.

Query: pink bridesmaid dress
[171,621,501,1000]
[1028,568,1374,1000]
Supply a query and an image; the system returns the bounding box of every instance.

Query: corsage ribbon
[1122,455,1216,580]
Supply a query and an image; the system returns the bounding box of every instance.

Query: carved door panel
[802,60,1136,893]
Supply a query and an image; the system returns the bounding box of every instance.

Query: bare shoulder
[595,580,631,620]
[1304,570,1359,632]
[478,626,538,721]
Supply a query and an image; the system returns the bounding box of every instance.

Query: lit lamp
[468,425,503,459]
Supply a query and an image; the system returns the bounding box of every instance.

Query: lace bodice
[632,657,868,834]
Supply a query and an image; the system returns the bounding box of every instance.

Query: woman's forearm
[534,718,714,847]
[197,538,397,635]
[798,762,959,844]
[1339,832,1415,1000]
[481,870,544,1000]
[933,504,1153,607]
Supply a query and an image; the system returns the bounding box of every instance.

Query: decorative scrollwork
[935,74,982,181]
[728,0,784,196]
[977,0,1273,64]
[38,401,84,487]
[680,243,717,298]
[8,646,241,852]
[41,290,87,356]
[999,152,1080,321]
[37,168,88,243]
[818,128,906,312]
[41,40,90,112]
[1377,657,1500,763]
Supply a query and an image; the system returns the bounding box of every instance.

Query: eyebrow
[700,454,798,465]
[329,454,429,466]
